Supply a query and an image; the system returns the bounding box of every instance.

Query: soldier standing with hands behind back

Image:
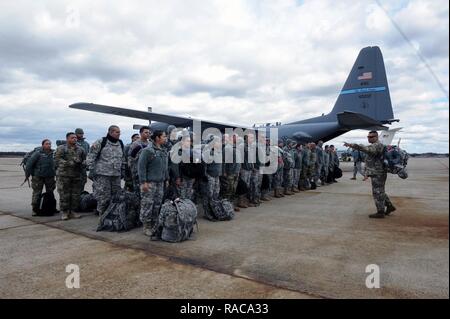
[55,132,86,220]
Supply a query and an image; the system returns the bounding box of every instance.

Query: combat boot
[32,205,39,216]
[284,188,293,195]
[260,194,270,201]
[234,206,241,212]
[350,177,356,180]
[247,201,257,207]
[385,204,397,216]
[61,211,70,221]
[291,187,300,193]
[369,211,385,219]
[69,211,82,219]
[237,196,248,208]
[142,222,153,237]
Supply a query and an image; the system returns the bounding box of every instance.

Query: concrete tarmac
[0,157,448,298]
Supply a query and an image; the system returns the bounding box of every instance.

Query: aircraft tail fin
[331,46,397,125]
[379,127,403,145]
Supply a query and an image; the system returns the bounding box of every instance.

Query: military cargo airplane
[69,46,399,143]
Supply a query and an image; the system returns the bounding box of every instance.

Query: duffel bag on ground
[157,198,198,243]
[208,198,234,221]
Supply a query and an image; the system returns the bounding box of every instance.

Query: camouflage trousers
[283,168,293,189]
[140,182,164,225]
[80,168,87,194]
[371,173,393,212]
[321,165,329,181]
[299,165,310,188]
[307,165,315,179]
[201,174,220,217]
[273,168,284,189]
[240,169,252,192]
[31,176,56,207]
[220,174,239,201]
[93,175,122,214]
[57,176,81,212]
[262,174,273,196]
[179,177,195,200]
[124,166,133,192]
[293,169,301,188]
[314,164,322,183]
[249,169,262,204]
[131,170,141,198]
[300,165,308,179]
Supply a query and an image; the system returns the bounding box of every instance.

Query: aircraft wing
[69,102,253,131]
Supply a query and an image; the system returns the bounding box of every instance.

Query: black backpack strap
[119,139,124,153]
[96,137,108,161]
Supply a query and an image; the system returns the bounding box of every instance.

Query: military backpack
[382,145,409,179]
[96,190,141,232]
[208,199,235,221]
[157,198,198,243]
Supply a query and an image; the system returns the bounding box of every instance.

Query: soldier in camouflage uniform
[138,130,169,238]
[315,141,324,187]
[221,134,241,211]
[308,143,317,187]
[124,133,139,191]
[75,128,90,193]
[26,139,56,216]
[293,143,302,192]
[344,131,396,218]
[282,139,296,195]
[86,125,126,216]
[239,134,255,207]
[55,132,86,220]
[164,125,182,201]
[329,145,339,183]
[322,145,330,184]
[128,127,151,197]
[249,134,263,206]
[299,143,311,190]
[178,133,202,201]
[273,139,285,198]
[201,135,222,219]
[261,138,275,201]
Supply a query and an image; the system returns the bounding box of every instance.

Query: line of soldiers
[27,126,341,236]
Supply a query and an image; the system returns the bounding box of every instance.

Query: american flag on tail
[358,72,373,80]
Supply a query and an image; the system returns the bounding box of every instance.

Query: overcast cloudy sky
[0,0,448,153]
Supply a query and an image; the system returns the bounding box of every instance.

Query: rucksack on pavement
[79,191,97,212]
[157,198,198,243]
[36,192,58,216]
[208,199,234,221]
[96,190,140,232]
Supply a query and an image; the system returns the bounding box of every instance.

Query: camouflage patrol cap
[75,128,84,134]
